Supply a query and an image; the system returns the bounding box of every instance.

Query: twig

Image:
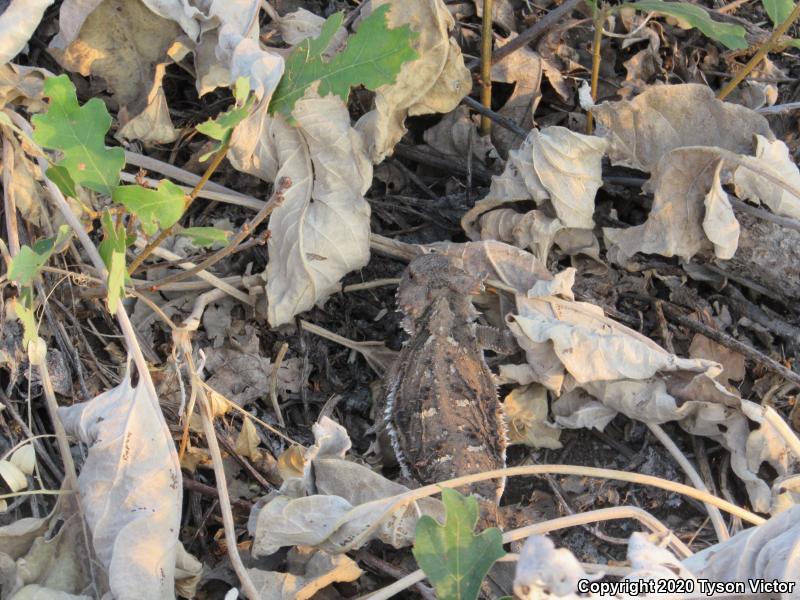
[356,551,437,600]
[181,343,258,599]
[138,177,289,291]
[469,0,584,68]
[2,137,20,256]
[587,6,606,134]
[659,301,800,390]
[757,101,800,114]
[717,2,800,100]
[461,95,527,138]
[393,143,493,185]
[480,0,494,135]
[132,239,253,305]
[270,342,289,428]
[729,197,800,233]
[0,389,64,481]
[129,139,232,274]
[648,423,729,541]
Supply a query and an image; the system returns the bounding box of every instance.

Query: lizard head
[396,253,483,327]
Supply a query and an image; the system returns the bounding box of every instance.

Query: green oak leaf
[268,4,419,120]
[98,211,128,313]
[112,180,186,236]
[763,0,793,27]
[32,75,125,195]
[177,227,232,247]
[9,225,72,286]
[621,0,747,49]
[196,76,255,160]
[413,488,506,600]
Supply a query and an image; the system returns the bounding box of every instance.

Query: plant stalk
[717,1,800,100]
[587,6,605,134]
[128,138,231,275]
[480,0,494,136]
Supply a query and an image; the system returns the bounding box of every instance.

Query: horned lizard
[379,253,507,512]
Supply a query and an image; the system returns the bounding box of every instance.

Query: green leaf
[31,75,125,195]
[413,488,506,600]
[621,0,748,49]
[46,165,77,198]
[268,4,419,120]
[196,76,256,160]
[178,227,232,247]
[784,37,800,47]
[763,0,793,27]
[112,180,186,236]
[9,225,72,286]
[98,211,128,313]
[15,300,37,349]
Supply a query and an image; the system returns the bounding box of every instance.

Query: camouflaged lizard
[379,253,508,511]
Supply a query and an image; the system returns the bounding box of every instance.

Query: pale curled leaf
[514,536,596,599]
[734,134,800,220]
[57,372,183,599]
[250,418,444,555]
[502,384,562,449]
[247,549,362,600]
[229,93,373,326]
[683,505,800,583]
[592,83,772,172]
[0,0,55,65]
[355,0,472,163]
[702,161,739,260]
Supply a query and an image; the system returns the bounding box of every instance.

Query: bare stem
[480,0,494,136]
[587,6,605,134]
[128,139,231,275]
[717,2,800,100]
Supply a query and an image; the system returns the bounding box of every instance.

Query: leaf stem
[480,0,494,136]
[587,6,606,134]
[717,1,800,100]
[128,138,231,275]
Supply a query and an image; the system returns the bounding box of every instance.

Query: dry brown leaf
[592,84,773,172]
[234,418,263,462]
[230,92,372,326]
[0,64,54,113]
[50,0,182,144]
[247,548,362,600]
[689,334,745,386]
[250,418,444,555]
[477,208,566,262]
[57,371,183,599]
[734,134,800,220]
[355,0,472,163]
[422,106,496,166]
[502,384,562,449]
[604,149,723,262]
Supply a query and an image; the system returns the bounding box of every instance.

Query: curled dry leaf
[229,92,372,326]
[592,83,773,172]
[247,548,362,600]
[513,535,596,599]
[57,370,184,600]
[422,106,497,167]
[683,505,800,588]
[50,0,182,144]
[477,208,565,263]
[249,417,443,556]
[734,134,800,220]
[626,532,695,581]
[502,384,562,449]
[463,126,607,247]
[0,64,54,113]
[0,0,55,66]
[355,0,472,163]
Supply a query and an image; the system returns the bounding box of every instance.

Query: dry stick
[128,139,231,275]
[729,196,800,233]
[648,423,730,541]
[480,0,494,136]
[469,0,585,68]
[461,95,527,138]
[270,342,289,427]
[366,505,690,600]
[139,177,289,292]
[181,344,258,600]
[659,301,800,391]
[2,137,20,255]
[717,2,800,100]
[587,7,605,134]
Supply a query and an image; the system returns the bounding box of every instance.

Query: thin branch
[129,139,231,274]
[480,0,494,136]
[717,2,800,100]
